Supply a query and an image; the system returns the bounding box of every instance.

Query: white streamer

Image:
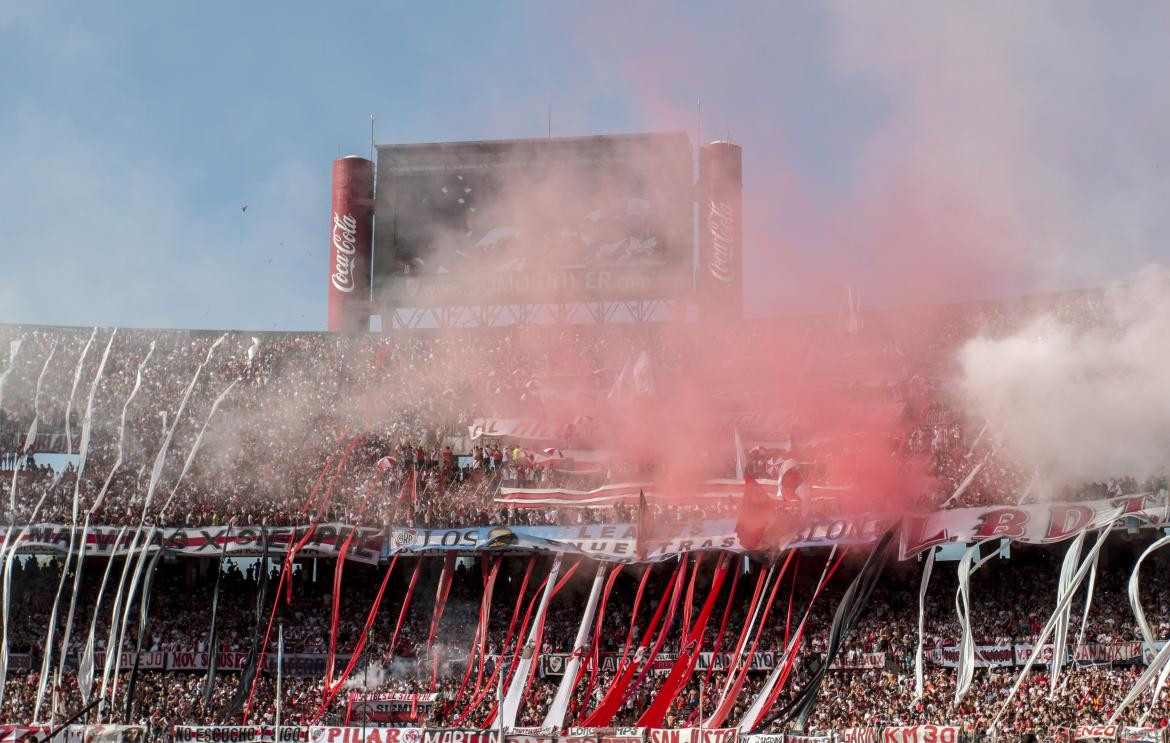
[35,330,114,722]
[78,525,129,703]
[1049,531,1087,696]
[1129,534,1170,650]
[501,554,563,729]
[915,546,937,701]
[543,562,608,730]
[987,515,1120,735]
[0,336,24,411]
[0,342,58,704]
[954,537,1001,703]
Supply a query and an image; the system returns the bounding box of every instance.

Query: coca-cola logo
[331,212,359,293]
[706,200,736,283]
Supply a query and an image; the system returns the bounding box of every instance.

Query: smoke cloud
[958,266,1170,488]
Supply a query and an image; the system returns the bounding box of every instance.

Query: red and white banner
[0,524,383,563]
[647,730,738,743]
[0,727,50,743]
[930,645,1013,668]
[421,732,497,743]
[308,728,423,743]
[900,494,1166,558]
[92,650,165,670]
[1075,643,1143,663]
[881,727,959,743]
[347,692,437,724]
[829,652,887,670]
[1063,725,1120,741]
[1120,728,1163,743]
[173,726,307,743]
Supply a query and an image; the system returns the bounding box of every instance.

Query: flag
[634,490,653,560]
[777,459,811,513]
[737,474,776,550]
[632,351,656,397]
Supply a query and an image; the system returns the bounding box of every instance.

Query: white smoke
[958,266,1170,487]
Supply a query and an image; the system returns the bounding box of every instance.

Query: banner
[422,733,498,743]
[0,493,1164,566]
[65,725,146,743]
[787,736,832,743]
[308,728,423,743]
[829,652,887,670]
[930,645,1013,668]
[540,651,778,677]
[0,727,49,743]
[838,731,880,743]
[173,727,307,743]
[90,650,165,671]
[1064,726,1120,742]
[1120,728,1163,743]
[348,692,437,724]
[900,493,1166,558]
[880,727,959,743]
[0,524,383,563]
[647,729,738,743]
[1075,643,1143,663]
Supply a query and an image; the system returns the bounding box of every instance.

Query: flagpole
[497,661,505,743]
[275,623,283,741]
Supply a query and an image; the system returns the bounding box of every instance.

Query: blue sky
[1,2,1167,330]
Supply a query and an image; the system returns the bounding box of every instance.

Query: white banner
[1120,728,1163,743]
[838,731,880,743]
[900,494,1167,558]
[308,728,423,743]
[172,727,307,743]
[647,729,738,743]
[881,727,959,743]
[930,645,1013,668]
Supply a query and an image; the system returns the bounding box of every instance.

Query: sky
[1,1,1168,331]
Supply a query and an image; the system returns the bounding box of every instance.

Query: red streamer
[637,555,730,727]
[310,554,399,724]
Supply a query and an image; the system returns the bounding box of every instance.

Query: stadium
[1,127,1168,743]
[4,6,1170,741]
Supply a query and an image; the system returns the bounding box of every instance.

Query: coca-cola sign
[331,212,359,293]
[706,200,736,283]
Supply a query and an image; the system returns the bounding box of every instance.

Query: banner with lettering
[786,736,832,743]
[829,652,887,670]
[837,730,880,743]
[171,727,307,743]
[90,650,165,671]
[420,731,497,743]
[1063,725,1120,742]
[0,494,1165,566]
[540,651,779,676]
[930,645,1013,668]
[646,729,738,743]
[1119,728,1163,743]
[880,726,960,743]
[308,728,423,743]
[346,692,437,724]
[899,494,1166,559]
[0,524,383,564]
[64,725,146,743]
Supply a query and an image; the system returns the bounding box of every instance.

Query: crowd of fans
[2,541,1170,735]
[2,293,1168,736]
[0,289,1160,533]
